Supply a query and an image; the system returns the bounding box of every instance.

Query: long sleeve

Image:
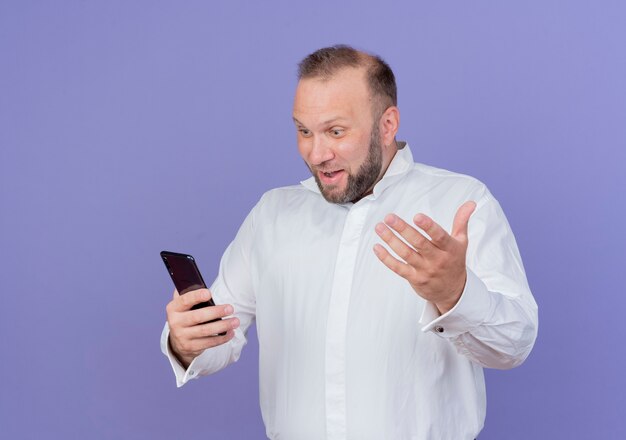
[419,190,538,369]
[160,202,259,387]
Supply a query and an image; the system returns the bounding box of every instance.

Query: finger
[413,213,452,250]
[373,243,415,279]
[382,214,435,255]
[375,222,422,265]
[451,201,477,242]
[183,304,234,327]
[185,316,240,339]
[184,329,237,353]
[171,288,212,312]
[172,289,179,300]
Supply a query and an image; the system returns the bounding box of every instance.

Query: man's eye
[299,129,312,137]
[330,128,344,137]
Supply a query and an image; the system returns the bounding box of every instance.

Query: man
[161,45,538,440]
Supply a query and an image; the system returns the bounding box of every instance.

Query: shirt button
[434,326,444,333]
[189,370,195,376]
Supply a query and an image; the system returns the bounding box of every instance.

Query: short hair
[297,45,397,114]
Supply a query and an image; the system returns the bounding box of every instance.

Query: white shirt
[161,142,538,440]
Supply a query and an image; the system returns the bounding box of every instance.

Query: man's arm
[160,201,260,386]
[373,194,538,369]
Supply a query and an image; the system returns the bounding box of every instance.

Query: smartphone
[160,250,225,334]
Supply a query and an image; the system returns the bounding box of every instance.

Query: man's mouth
[318,169,345,184]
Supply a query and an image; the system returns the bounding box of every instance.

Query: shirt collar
[300,141,413,201]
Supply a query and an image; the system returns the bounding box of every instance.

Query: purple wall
[1,1,625,438]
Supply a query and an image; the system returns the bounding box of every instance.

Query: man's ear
[380,106,400,146]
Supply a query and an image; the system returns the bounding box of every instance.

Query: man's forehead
[293,69,372,120]
[292,93,363,125]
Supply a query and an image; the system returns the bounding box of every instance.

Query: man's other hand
[165,288,239,369]
[373,201,477,315]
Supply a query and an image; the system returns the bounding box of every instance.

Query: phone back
[160,251,207,295]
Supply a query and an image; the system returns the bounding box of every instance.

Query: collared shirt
[161,142,538,440]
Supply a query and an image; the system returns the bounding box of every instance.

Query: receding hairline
[297,45,398,114]
[298,50,377,80]
[296,65,372,93]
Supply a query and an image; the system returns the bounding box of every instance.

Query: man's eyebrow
[321,117,348,125]
[292,116,348,127]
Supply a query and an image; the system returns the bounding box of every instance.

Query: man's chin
[315,180,347,204]
[321,191,345,204]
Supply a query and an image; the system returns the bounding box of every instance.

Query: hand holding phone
[161,251,239,368]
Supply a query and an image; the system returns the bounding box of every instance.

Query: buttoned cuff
[161,323,217,387]
[419,268,492,338]
[161,322,241,387]
[161,323,194,387]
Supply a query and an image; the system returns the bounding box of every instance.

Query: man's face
[293,67,385,204]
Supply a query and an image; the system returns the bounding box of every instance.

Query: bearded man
[162,45,538,440]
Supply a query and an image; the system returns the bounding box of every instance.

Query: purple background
[1,1,625,438]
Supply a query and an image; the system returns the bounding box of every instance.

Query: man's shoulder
[261,182,314,200]
[411,161,482,182]
[405,161,488,193]
[252,182,320,211]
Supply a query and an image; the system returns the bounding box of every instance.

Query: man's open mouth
[322,171,341,178]
[317,169,345,184]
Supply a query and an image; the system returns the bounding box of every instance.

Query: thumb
[451,201,477,242]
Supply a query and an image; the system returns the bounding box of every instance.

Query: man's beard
[311,123,383,204]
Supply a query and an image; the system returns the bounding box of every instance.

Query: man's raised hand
[373,201,477,314]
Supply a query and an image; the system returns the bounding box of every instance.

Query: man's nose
[309,135,335,165]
